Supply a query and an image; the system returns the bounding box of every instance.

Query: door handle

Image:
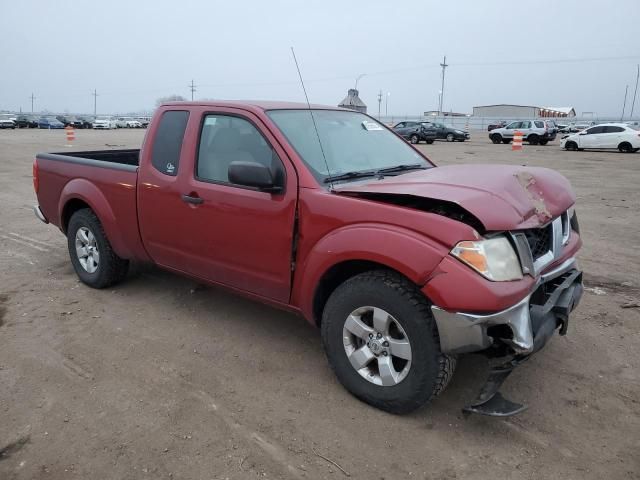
[181,194,204,205]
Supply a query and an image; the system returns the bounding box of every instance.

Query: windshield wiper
[324,170,379,183]
[375,164,427,175]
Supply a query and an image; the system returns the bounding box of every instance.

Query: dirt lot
[0,127,638,480]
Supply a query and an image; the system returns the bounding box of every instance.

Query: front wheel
[409,134,419,144]
[491,133,502,144]
[539,140,548,145]
[67,209,129,289]
[426,139,434,144]
[321,270,456,414]
[446,133,454,142]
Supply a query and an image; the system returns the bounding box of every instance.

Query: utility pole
[377,90,382,119]
[621,84,629,121]
[439,55,448,116]
[189,79,197,101]
[630,64,639,119]
[29,93,36,113]
[92,89,98,116]
[385,92,390,117]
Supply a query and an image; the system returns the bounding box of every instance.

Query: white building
[472,104,576,118]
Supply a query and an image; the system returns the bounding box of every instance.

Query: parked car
[115,117,129,128]
[489,120,556,145]
[0,118,16,129]
[126,120,142,128]
[393,121,437,144]
[423,122,470,142]
[77,117,94,129]
[137,117,150,128]
[33,101,583,417]
[92,117,117,129]
[37,117,65,129]
[58,116,84,129]
[560,123,640,153]
[569,123,590,133]
[14,115,38,128]
[557,123,570,133]
[487,121,506,131]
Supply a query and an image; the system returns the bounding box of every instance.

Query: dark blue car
[38,117,65,129]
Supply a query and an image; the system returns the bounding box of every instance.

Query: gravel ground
[0,128,638,479]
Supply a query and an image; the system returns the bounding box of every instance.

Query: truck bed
[39,149,140,169]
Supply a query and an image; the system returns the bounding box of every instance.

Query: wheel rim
[447,134,453,141]
[410,136,418,144]
[342,306,412,386]
[75,227,99,273]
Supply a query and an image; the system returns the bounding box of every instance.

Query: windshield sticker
[361,120,383,131]
[166,162,175,174]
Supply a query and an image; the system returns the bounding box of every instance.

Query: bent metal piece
[462,357,529,417]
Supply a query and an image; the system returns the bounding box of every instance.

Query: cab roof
[162,100,346,112]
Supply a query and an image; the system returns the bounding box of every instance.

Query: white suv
[560,123,640,153]
[489,120,556,145]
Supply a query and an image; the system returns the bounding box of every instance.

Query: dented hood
[333,164,575,231]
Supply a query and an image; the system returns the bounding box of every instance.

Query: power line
[439,55,448,115]
[188,79,197,101]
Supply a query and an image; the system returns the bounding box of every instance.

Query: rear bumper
[431,257,582,355]
[34,205,48,224]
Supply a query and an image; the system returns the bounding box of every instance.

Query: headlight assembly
[451,236,523,281]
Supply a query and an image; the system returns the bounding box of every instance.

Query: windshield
[267,109,432,183]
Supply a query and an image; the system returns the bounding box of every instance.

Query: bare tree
[156,95,187,107]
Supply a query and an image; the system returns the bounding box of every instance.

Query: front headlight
[451,236,523,281]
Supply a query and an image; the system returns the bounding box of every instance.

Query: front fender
[58,179,133,259]
[292,223,449,322]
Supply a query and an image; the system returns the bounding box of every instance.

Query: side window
[151,110,189,176]
[604,126,624,133]
[534,121,544,128]
[506,122,520,129]
[586,126,604,134]
[197,114,284,185]
[520,121,531,129]
[395,122,405,128]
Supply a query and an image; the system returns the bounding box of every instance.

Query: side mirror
[579,131,587,135]
[228,161,282,192]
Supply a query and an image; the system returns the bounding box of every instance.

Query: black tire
[67,208,129,289]
[528,134,539,145]
[633,148,640,153]
[409,134,419,144]
[502,139,511,144]
[426,139,434,144]
[539,140,548,145]
[565,141,578,151]
[446,133,454,142]
[321,270,456,414]
[618,142,632,153]
[491,133,502,144]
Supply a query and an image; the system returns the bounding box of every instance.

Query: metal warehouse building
[472,104,576,118]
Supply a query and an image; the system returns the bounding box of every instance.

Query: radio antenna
[290,47,334,189]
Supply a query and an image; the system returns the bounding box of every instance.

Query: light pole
[385,92,390,117]
[439,55,448,115]
[377,90,382,119]
[355,74,366,90]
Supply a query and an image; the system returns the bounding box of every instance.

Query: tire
[528,134,539,145]
[539,140,548,145]
[565,141,578,151]
[321,270,456,414]
[618,142,632,153]
[67,208,129,289]
[491,133,502,144]
[502,139,511,144]
[633,148,640,153]
[446,133,454,142]
[426,139,434,144]
[410,134,419,144]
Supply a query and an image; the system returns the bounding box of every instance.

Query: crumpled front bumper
[431,257,582,356]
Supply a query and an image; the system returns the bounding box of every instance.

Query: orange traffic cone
[512,130,523,151]
[65,126,75,146]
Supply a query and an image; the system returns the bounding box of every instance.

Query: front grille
[524,224,553,260]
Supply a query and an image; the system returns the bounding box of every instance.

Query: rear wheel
[67,209,129,289]
[528,134,539,145]
[410,134,419,144]
[446,133,454,142]
[618,142,633,153]
[491,133,502,144]
[321,270,456,414]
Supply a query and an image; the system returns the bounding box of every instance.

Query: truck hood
[333,164,575,231]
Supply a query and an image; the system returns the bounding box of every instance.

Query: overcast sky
[2,0,639,117]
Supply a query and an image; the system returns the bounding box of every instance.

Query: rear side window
[151,110,189,176]
[604,126,624,133]
[534,121,544,128]
[585,126,604,134]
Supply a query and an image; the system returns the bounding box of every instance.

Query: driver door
[504,122,521,139]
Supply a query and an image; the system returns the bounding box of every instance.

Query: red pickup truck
[33,101,583,416]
